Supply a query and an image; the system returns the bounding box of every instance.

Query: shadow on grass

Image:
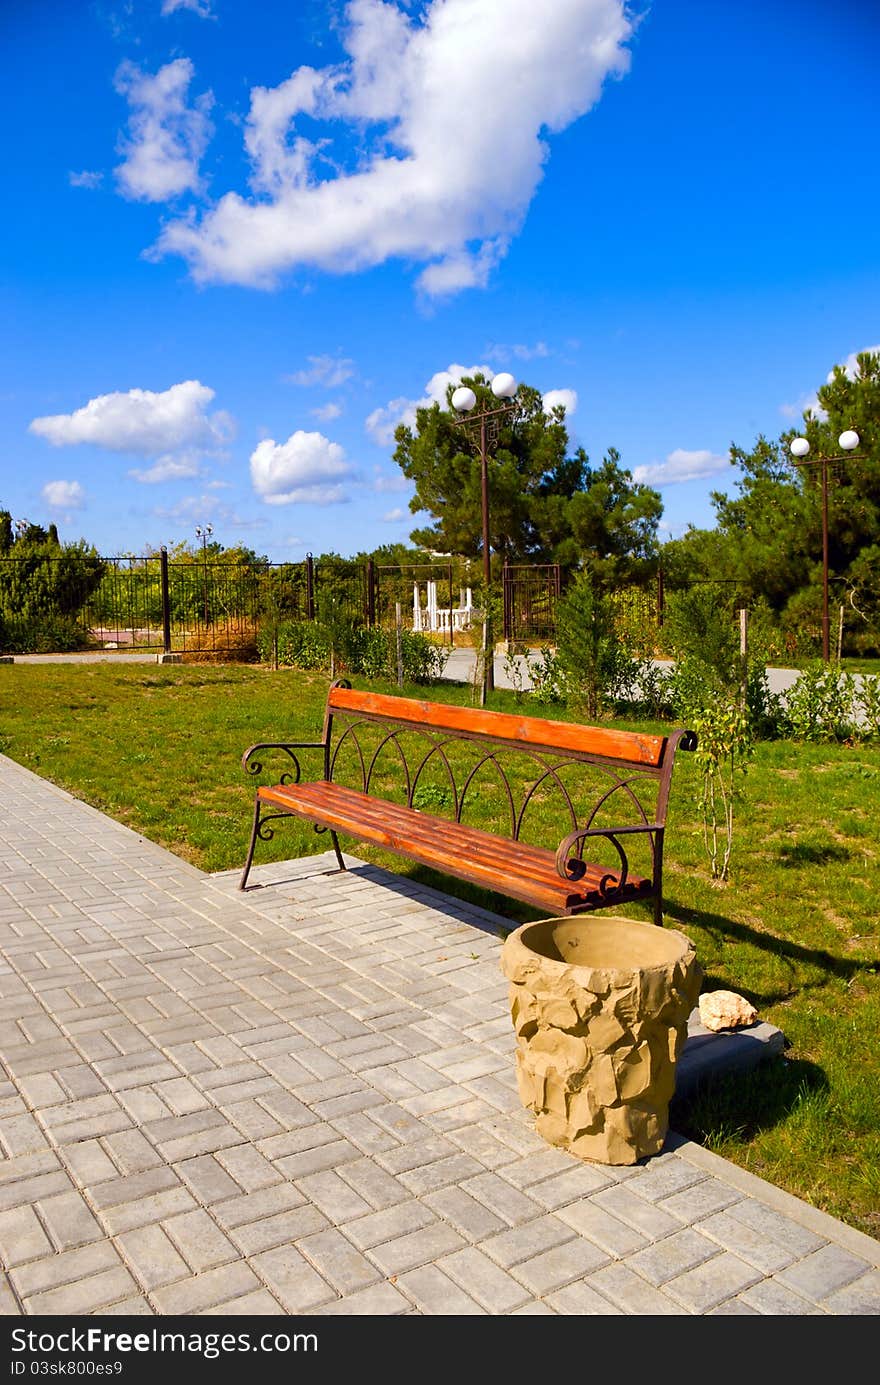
[669,1052,828,1147]
[667,898,878,996]
[776,840,852,867]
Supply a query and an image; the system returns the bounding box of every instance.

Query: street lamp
[451,372,519,696]
[195,524,214,626]
[788,429,861,661]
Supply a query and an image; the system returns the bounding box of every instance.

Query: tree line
[3,349,878,657]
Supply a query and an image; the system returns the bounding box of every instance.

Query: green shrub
[259,618,449,685]
[781,662,861,742]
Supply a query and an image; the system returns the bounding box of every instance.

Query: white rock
[698,990,758,1032]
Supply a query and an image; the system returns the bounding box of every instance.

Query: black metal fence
[1,549,753,659]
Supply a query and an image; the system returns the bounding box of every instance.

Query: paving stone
[312,1282,412,1315]
[776,1244,874,1304]
[214,1182,306,1230]
[664,1250,764,1312]
[365,1223,467,1276]
[481,1216,575,1270]
[822,1269,880,1315]
[737,1279,826,1315]
[396,1264,488,1315]
[342,1201,438,1252]
[296,1227,383,1295]
[545,1280,625,1315]
[424,1185,508,1241]
[229,1205,330,1257]
[556,1199,651,1256]
[213,1142,282,1192]
[200,1289,286,1315]
[582,1263,692,1315]
[151,1262,263,1315]
[36,1189,104,1250]
[295,1169,373,1222]
[162,1208,239,1272]
[115,1223,190,1290]
[337,1157,410,1211]
[249,1244,335,1313]
[626,1227,723,1286]
[23,1267,139,1317]
[460,1170,543,1226]
[511,1236,610,1295]
[174,1154,244,1204]
[696,1208,804,1273]
[103,1128,164,1175]
[99,1187,198,1235]
[0,1205,53,1266]
[437,1246,531,1313]
[11,1240,125,1297]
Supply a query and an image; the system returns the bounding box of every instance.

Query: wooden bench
[239,680,696,924]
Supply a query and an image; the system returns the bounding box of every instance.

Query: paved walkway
[0,753,878,1316]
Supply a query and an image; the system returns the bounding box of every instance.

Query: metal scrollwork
[555,827,629,892]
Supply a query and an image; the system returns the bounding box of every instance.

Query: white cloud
[373,467,409,493]
[114,58,213,203]
[68,170,103,189]
[486,341,550,362]
[161,0,213,16]
[287,355,355,387]
[632,449,729,486]
[30,380,233,458]
[827,344,880,383]
[542,388,577,417]
[42,480,85,510]
[152,0,634,293]
[250,430,354,506]
[152,494,264,529]
[311,402,343,421]
[366,362,494,446]
[382,507,406,522]
[128,453,203,483]
[780,343,880,422]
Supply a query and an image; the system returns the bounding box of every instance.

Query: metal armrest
[240,740,326,784]
[555,823,664,888]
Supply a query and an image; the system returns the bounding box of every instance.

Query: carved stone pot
[500,915,703,1166]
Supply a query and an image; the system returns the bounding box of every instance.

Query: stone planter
[500,915,702,1166]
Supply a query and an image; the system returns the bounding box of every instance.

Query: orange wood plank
[327,686,667,766]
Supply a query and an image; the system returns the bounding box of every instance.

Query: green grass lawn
[1,661,878,1243]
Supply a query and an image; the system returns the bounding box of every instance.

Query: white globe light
[491,372,517,399]
[789,437,810,458]
[451,386,476,413]
[838,429,860,451]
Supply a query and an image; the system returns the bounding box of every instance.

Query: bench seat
[257,780,652,915]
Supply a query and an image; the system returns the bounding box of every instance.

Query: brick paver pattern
[0,753,878,1316]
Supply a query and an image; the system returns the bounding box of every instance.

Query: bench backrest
[322,681,694,843]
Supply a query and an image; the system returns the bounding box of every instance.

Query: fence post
[305,553,314,621]
[366,558,375,628]
[396,602,403,687]
[739,607,748,711]
[159,547,171,654]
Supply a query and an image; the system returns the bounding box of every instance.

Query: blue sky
[2,0,878,561]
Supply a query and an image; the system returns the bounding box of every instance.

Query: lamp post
[451,372,519,697]
[195,524,213,626]
[788,430,861,662]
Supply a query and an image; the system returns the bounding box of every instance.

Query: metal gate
[502,563,561,644]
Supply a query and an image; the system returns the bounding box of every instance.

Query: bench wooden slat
[327,685,668,767]
[259,782,650,914]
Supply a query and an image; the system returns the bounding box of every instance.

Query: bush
[259,618,450,685]
[780,662,861,742]
[553,571,634,719]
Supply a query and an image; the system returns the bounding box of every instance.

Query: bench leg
[239,797,263,891]
[329,830,346,872]
[653,892,663,927]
